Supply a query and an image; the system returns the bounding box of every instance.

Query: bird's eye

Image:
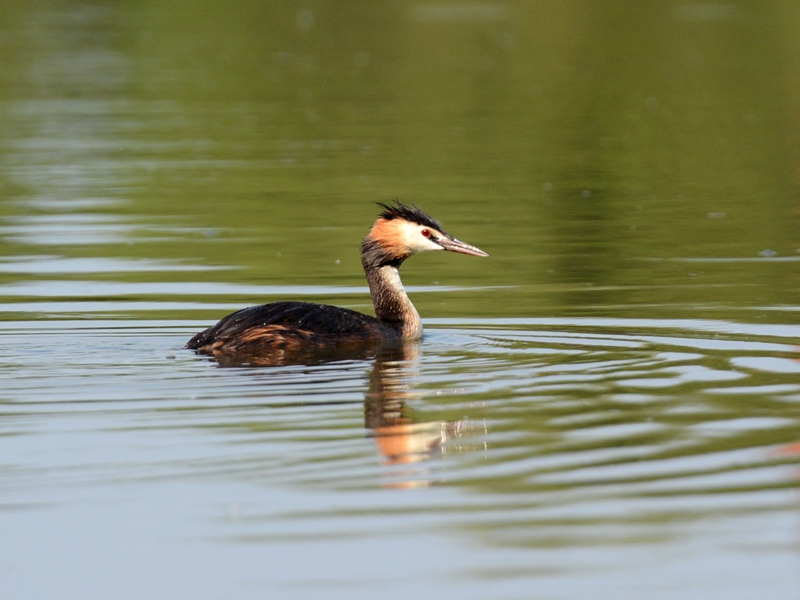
[421,229,431,237]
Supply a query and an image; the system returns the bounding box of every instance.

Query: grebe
[186,201,487,356]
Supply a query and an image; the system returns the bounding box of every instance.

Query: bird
[186,201,487,359]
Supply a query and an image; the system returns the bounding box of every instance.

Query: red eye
[421,229,430,237]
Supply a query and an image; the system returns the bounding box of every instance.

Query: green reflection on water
[0,1,797,323]
[1,6,800,595]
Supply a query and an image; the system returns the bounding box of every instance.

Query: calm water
[1,2,800,599]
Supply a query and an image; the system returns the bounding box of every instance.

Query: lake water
[1,2,799,599]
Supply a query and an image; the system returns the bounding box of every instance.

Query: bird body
[186,301,399,353]
[187,201,487,358]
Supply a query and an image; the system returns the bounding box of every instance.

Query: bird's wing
[186,301,385,350]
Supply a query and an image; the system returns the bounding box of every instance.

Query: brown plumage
[186,201,487,360]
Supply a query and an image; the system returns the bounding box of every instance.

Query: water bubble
[677,4,737,21]
[354,52,370,68]
[497,32,514,49]
[581,190,592,198]
[296,9,315,30]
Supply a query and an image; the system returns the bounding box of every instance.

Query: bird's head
[362,201,488,268]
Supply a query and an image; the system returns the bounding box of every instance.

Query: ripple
[0,318,798,570]
[0,255,229,274]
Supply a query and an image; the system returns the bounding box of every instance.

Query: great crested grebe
[186,201,487,355]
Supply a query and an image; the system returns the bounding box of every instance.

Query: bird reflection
[365,344,473,470]
[192,342,477,479]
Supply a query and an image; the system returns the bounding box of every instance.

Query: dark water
[1,2,799,599]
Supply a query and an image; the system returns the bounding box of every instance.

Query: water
[1,2,800,599]
[2,319,799,598]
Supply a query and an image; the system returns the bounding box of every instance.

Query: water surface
[1,2,799,599]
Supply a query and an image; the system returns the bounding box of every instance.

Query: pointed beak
[436,236,489,257]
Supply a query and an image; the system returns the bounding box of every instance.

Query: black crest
[376,200,445,233]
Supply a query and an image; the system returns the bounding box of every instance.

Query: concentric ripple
[1,319,798,534]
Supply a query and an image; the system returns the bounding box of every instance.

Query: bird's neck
[364,264,422,339]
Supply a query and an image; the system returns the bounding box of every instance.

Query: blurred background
[0,0,797,321]
[1,3,800,599]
